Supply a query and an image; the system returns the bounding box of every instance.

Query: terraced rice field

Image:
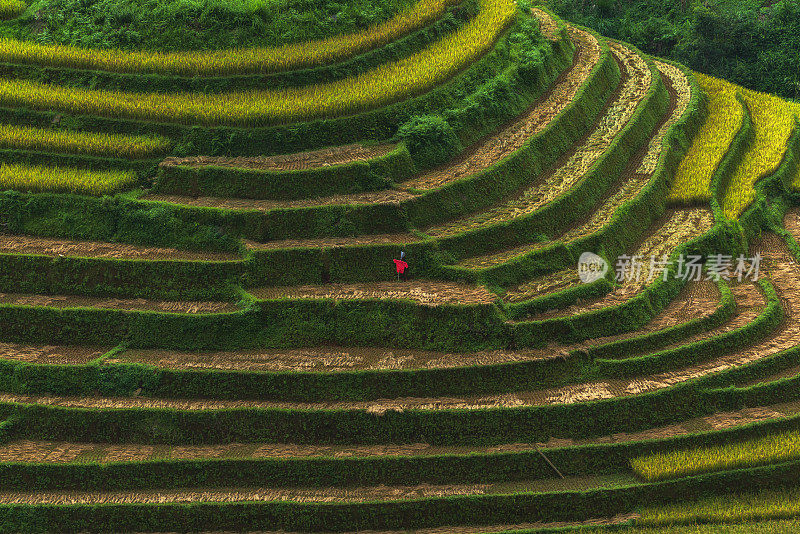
[503,208,713,305]
[0,3,799,532]
[459,59,691,268]
[425,41,652,238]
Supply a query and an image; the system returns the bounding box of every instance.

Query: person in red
[393,251,409,281]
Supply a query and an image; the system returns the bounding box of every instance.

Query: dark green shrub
[397,115,463,170]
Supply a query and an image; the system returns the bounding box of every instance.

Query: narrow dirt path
[0,293,238,314]
[159,144,396,172]
[459,60,691,268]
[249,281,498,306]
[424,42,651,238]
[0,234,239,261]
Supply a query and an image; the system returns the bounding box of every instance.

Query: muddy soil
[160,144,395,172]
[0,234,239,261]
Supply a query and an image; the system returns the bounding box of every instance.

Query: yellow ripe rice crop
[0,0,25,20]
[0,0,460,76]
[721,83,796,219]
[0,0,515,127]
[638,488,800,527]
[0,124,171,158]
[0,162,137,196]
[630,430,800,482]
[668,73,742,204]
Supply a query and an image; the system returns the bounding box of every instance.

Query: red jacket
[393,259,408,274]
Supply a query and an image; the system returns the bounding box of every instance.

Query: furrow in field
[160,143,396,173]
[424,42,651,238]
[249,281,497,306]
[459,61,690,269]
[0,293,237,314]
[0,234,239,261]
[503,208,713,304]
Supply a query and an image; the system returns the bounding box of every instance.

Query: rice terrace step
[0,0,798,531]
